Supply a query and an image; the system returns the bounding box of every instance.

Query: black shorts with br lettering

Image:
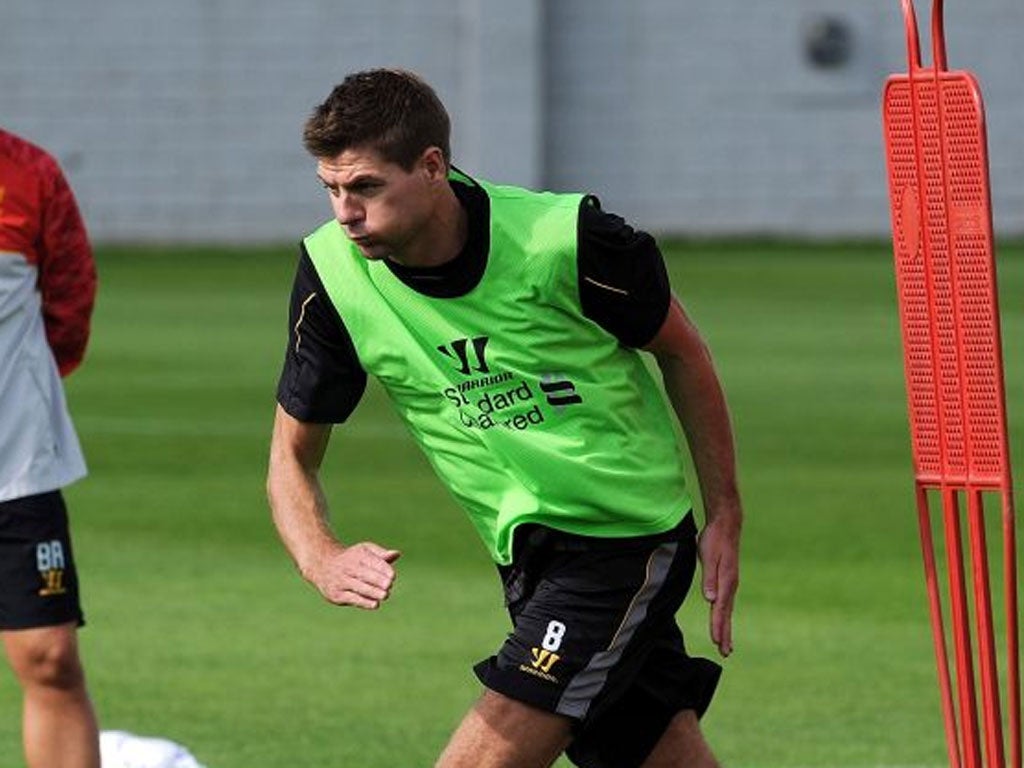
[0,491,84,630]
[473,512,721,768]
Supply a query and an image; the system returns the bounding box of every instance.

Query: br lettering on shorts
[36,539,69,596]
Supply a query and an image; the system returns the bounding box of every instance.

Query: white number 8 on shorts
[541,620,566,652]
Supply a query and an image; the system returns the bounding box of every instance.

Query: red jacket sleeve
[37,160,97,377]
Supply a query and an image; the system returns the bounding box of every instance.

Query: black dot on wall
[804,15,854,70]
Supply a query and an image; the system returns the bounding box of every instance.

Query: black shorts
[474,512,721,768]
[0,491,84,630]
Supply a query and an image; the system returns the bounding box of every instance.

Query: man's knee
[642,710,719,768]
[436,691,572,768]
[4,625,86,691]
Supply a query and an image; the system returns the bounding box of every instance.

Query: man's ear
[419,146,448,182]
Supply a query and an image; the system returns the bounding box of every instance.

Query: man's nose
[335,194,363,226]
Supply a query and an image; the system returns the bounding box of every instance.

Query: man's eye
[318,179,341,196]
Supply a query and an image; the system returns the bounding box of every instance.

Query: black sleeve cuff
[577,199,672,348]
[276,246,367,423]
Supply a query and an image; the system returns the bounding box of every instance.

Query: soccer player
[267,69,742,768]
[0,128,100,768]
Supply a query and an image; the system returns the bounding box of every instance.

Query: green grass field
[2,240,1022,767]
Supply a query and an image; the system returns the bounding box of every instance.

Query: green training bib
[305,171,691,564]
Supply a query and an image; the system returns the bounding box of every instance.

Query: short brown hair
[303,69,451,169]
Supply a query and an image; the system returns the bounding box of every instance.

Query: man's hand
[698,513,740,657]
[304,542,402,610]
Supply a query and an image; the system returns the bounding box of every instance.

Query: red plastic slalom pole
[919,485,967,768]
[883,1,1021,766]
[1003,485,1021,768]
[943,489,983,768]
[967,488,1006,768]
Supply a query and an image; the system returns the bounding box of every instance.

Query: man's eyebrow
[316,172,382,190]
[342,174,383,189]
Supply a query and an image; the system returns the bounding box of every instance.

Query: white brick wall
[545,0,1024,236]
[1,0,1021,241]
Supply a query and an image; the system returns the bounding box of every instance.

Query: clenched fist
[304,541,402,610]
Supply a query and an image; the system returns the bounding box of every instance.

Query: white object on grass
[99,730,207,768]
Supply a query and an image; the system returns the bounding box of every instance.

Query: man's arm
[266,404,400,610]
[644,297,742,657]
[38,160,96,377]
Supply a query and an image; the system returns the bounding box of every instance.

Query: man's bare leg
[436,690,573,768]
[3,623,101,768]
[641,710,719,768]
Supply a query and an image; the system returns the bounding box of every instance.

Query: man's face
[315,146,435,262]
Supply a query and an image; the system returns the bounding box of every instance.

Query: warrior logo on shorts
[36,540,67,596]
[519,620,567,682]
[530,647,560,674]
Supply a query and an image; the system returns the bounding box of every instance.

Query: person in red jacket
[0,128,100,768]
